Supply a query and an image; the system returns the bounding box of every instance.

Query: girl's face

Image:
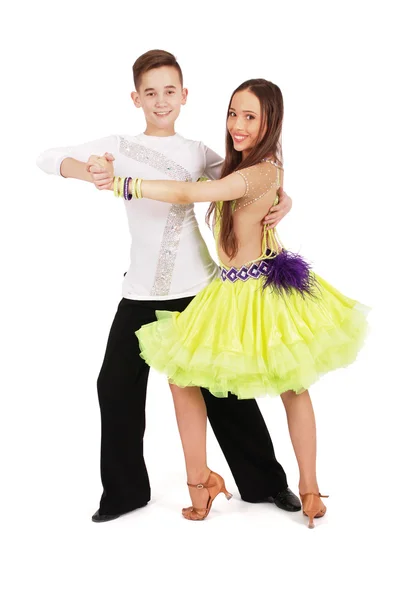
[227,90,265,157]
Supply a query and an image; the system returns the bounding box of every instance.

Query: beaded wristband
[124,177,132,201]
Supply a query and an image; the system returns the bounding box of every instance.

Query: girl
[89,79,368,528]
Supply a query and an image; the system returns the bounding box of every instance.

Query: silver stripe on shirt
[119,137,192,296]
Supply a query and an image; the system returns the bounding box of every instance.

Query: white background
[1,0,400,598]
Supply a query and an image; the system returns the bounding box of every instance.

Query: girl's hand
[86,153,115,190]
[263,187,292,229]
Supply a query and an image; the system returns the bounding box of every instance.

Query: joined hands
[85,152,292,229]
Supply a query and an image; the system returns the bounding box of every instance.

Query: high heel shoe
[300,492,329,529]
[182,471,233,521]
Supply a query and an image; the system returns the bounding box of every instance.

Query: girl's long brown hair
[206,79,284,258]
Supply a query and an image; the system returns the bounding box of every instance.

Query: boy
[37,49,300,522]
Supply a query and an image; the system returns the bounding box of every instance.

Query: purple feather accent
[261,251,317,296]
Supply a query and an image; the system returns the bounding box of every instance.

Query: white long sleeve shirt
[37,133,223,300]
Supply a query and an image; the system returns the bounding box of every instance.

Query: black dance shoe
[91,502,148,523]
[267,487,302,512]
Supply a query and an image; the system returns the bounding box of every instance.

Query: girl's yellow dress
[136,161,369,399]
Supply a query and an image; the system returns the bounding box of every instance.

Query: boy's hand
[263,187,292,229]
[86,153,115,190]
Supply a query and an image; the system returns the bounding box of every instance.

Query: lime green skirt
[136,274,369,399]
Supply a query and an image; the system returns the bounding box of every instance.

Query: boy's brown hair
[133,50,183,90]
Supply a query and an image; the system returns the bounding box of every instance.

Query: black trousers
[97,296,287,515]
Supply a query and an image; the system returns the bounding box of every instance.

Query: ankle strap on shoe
[187,482,209,489]
[187,471,214,490]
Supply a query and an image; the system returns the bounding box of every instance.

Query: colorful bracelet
[132,177,143,199]
[113,176,142,200]
[124,177,132,201]
[118,177,125,198]
[113,176,124,198]
[119,177,124,198]
[114,177,120,198]
[113,176,120,197]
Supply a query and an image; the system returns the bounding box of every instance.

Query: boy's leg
[202,389,289,501]
[94,294,196,519]
[96,298,152,517]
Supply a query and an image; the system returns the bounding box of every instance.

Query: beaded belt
[219,260,273,283]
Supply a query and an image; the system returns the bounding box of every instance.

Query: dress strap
[260,166,284,257]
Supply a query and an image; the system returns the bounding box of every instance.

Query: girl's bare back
[218,161,282,268]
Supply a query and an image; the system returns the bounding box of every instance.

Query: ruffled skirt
[136,274,369,399]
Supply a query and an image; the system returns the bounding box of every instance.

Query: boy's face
[132,66,188,135]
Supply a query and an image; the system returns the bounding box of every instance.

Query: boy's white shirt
[37,133,223,300]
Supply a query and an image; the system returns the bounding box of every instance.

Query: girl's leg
[169,383,211,508]
[281,389,328,527]
[280,389,319,495]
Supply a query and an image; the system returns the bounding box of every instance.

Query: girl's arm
[88,155,247,204]
[138,173,247,205]
[90,156,278,211]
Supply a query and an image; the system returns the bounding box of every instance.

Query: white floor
[3,319,398,599]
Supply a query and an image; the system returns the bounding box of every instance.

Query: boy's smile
[132,66,188,136]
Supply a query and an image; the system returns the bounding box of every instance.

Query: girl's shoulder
[235,159,282,202]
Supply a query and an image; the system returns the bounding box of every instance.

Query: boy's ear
[181,87,188,106]
[131,91,141,108]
